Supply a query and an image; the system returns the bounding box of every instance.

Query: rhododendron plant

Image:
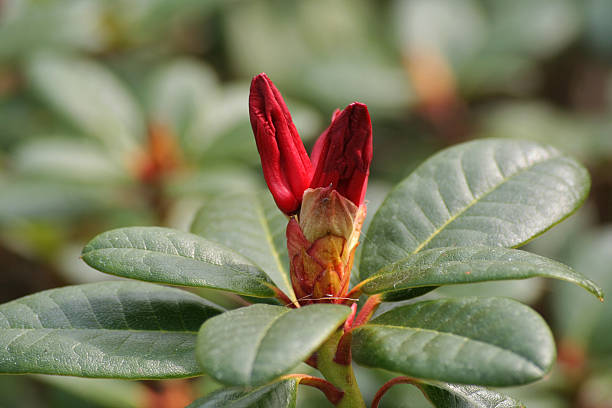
[0,74,602,408]
[249,73,372,305]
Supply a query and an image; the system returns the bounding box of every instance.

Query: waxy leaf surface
[82,227,277,298]
[418,382,524,408]
[352,297,554,386]
[0,281,222,378]
[191,192,294,300]
[197,304,350,386]
[187,379,298,408]
[360,139,590,278]
[361,246,602,299]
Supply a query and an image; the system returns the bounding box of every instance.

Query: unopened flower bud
[249,73,312,215]
[287,187,366,304]
[310,102,372,206]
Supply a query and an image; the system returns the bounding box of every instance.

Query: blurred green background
[1,0,611,407]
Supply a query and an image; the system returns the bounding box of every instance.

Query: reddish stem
[345,282,364,303]
[333,331,352,366]
[371,377,417,408]
[353,294,382,327]
[344,303,358,332]
[283,374,344,405]
[305,353,318,369]
[334,300,372,365]
[273,288,299,308]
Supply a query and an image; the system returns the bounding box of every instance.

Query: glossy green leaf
[352,297,555,386]
[197,304,350,386]
[418,382,524,408]
[191,192,295,300]
[0,281,222,378]
[82,227,277,298]
[360,246,602,299]
[361,139,590,279]
[187,379,298,408]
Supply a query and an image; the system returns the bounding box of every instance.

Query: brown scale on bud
[287,187,366,305]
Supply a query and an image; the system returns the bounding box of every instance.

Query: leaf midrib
[374,261,566,284]
[356,324,545,372]
[244,309,290,383]
[362,257,601,298]
[365,259,562,283]
[411,151,561,255]
[84,247,271,283]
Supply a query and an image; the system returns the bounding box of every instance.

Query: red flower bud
[249,73,312,215]
[249,75,373,305]
[310,102,372,206]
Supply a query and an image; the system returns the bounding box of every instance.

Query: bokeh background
[1,0,612,407]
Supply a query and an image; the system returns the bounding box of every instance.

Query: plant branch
[334,296,381,365]
[334,303,358,365]
[317,330,365,408]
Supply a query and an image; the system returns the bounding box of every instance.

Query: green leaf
[13,137,125,184]
[553,227,612,355]
[165,167,257,198]
[0,180,113,223]
[197,304,350,386]
[82,227,277,298]
[187,379,298,408]
[0,2,104,59]
[0,281,222,378]
[352,297,555,386]
[26,52,144,154]
[360,139,590,279]
[191,192,295,301]
[147,59,220,150]
[360,246,603,299]
[417,382,524,408]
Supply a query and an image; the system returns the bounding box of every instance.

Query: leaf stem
[345,282,364,301]
[353,294,382,327]
[333,332,352,366]
[371,377,419,408]
[317,330,365,408]
[334,303,358,365]
[273,287,299,308]
[282,374,344,405]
